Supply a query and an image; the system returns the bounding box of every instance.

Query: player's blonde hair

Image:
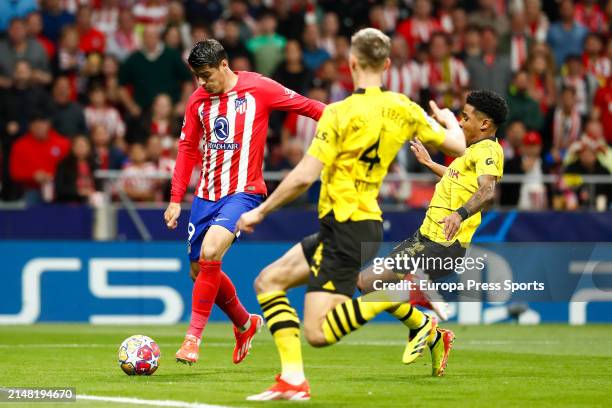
[350,28,391,71]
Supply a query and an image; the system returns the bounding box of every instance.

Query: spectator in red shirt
[9,111,70,203]
[575,0,608,33]
[396,0,440,55]
[76,5,105,54]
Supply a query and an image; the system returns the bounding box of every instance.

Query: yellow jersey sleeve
[306,105,338,166]
[411,103,446,147]
[471,141,504,179]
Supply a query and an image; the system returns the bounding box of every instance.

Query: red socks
[187,260,222,338]
[215,271,250,328]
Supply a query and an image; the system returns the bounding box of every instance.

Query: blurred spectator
[460,24,482,60]
[559,55,598,118]
[466,26,512,97]
[501,131,548,209]
[301,23,331,72]
[396,0,440,55]
[246,10,286,76]
[133,0,168,29]
[163,24,185,53]
[220,18,252,66]
[85,85,126,140]
[76,5,105,54]
[449,7,469,56]
[91,0,121,37]
[281,80,329,159]
[273,40,314,96]
[332,36,352,94]
[382,36,422,102]
[0,60,51,200]
[421,32,469,111]
[147,93,180,141]
[106,9,140,62]
[317,60,349,103]
[167,1,192,51]
[320,12,340,57]
[582,33,610,85]
[547,0,588,67]
[223,0,255,42]
[524,0,550,42]
[593,77,612,143]
[526,52,557,114]
[118,25,192,116]
[26,11,56,60]
[575,0,607,33]
[547,85,582,166]
[120,142,158,202]
[41,0,76,44]
[53,25,85,79]
[468,0,510,36]
[9,111,70,203]
[0,60,52,139]
[91,124,127,170]
[501,120,527,160]
[101,54,121,106]
[437,0,458,34]
[54,135,99,203]
[565,120,612,171]
[0,0,38,33]
[0,17,52,88]
[50,75,87,138]
[563,135,612,208]
[185,0,224,26]
[506,69,545,132]
[500,10,532,73]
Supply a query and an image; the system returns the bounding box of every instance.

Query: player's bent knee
[200,241,225,261]
[303,322,329,348]
[254,264,289,294]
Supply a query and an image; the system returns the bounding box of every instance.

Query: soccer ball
[118,335,160,375]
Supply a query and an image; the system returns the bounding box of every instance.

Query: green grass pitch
[0,324,611,407]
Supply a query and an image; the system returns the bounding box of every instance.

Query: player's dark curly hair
[187,39,228,69]
[466,90,509,128]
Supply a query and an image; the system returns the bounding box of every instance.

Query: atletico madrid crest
[235,97,247,114]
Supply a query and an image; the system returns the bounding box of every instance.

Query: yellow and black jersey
[307,87,446,222]
[420,137,504,246]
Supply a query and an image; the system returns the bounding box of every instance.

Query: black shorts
[390,231,466,281]
[301,213,383,297]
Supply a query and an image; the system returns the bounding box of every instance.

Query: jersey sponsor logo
[235,97,247,114]
[485,158,494,165]
[448,168,460,179]
[283,87,296,98]
[207,141,240,150]
[213,116,230,141]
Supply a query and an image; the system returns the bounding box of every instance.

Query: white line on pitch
[78,394,233,408]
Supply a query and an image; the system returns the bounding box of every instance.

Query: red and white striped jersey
[170,71,325,203]
[382,62,422,102]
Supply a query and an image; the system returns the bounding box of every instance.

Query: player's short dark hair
[466,89,509,127]
[187,39,228,69]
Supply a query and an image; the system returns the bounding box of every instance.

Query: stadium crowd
[0,0,610,210]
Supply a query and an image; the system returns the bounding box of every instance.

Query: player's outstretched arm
[410,138,447,178]
[439,174,496,241]
[237,154,323,233]
[429,100,466,157]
